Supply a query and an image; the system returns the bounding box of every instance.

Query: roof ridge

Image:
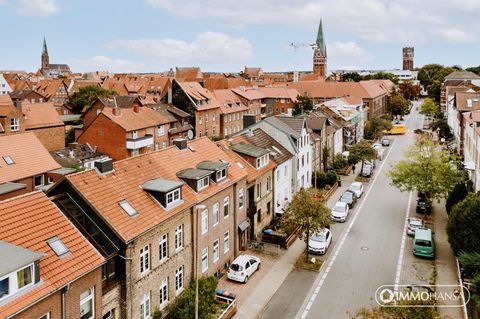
[0,189,43,204]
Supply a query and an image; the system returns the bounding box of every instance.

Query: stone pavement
[220,170,359,319]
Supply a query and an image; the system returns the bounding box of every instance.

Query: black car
[339,190,357,208]
[416,197,432,214]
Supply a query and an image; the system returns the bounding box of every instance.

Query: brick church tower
[402,47,414,71]
[41,37,49,74]
[313,19,327,78]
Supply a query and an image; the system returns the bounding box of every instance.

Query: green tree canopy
[446,178,472,214]
[387,94,410,118]
[388,135,460,201]
[68,85,117,114]
[165,276,219,319]
[341,72,362,82]
[364,117,392,140]
[418,64,445,88]
[458,251,480,307]
[419,98,440,118]
[447,193,480,255]
[398,80,419,100]
[348,140,376,165]
[293,95,314,116]
[281,188,332,262]
[466,66,480,75]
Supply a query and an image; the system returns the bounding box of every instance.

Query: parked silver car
[308,228,332,255]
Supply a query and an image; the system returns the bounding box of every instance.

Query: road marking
[394,192,413,292]
[296,139,398,319]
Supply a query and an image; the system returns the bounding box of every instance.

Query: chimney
[133,103,140,113]
[94,158,113,174]
[112,96,121,116]
[173,138,188,150]
[14,100,22,110]
[168,87,173,104]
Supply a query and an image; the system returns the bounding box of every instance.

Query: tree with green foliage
[348,140,376,169]
[399,80,420,100]
[446,178,473,214]
[165,276,219,319]
[293,95,313,116]
[419,98,440,118]
[447,193,480,255]
[418,64,445,88]
[430,114,453,139]
[388,134,460,203]
[281,188,332,262]
[418,64,457,103]
[322,145,330,170]
[332,153,348,169]
[364,117,392,140]
[341,72,362,82]
[68,85,117,114]
[350,298,440,319]
[466,66,480,75]
[387,94,410,119]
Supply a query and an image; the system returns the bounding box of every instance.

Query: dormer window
[196,161,229,183]
[198,176,209,190]
[256,154,269,169]
[216,169,227,181]
[10,118,20,132]
[177,168,212,192]
[142,179,184,209]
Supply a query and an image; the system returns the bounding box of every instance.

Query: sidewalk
[233,170,359,319]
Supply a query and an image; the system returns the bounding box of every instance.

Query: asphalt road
[261,101,426,319]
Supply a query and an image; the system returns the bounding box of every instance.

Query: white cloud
[145,0,323,27]
[17,0,60,17]
[438,29,476,44]
[0,0,7,5]
[108,32,253,68]
[68,56,146,73]
[328,41,374,68]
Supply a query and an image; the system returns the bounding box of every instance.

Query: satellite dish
[187,130,194,140]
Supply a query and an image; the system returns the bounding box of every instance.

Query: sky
[1,0,479,74]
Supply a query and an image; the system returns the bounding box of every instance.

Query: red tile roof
[0,132,61,184]
[0,95,15,116]
[287,80,389,99]
[0,191,104,318]
[231,87,265,101]
[212,89,249,114]
[101,106,169,131]
[177,81,221,110]
[175,67,203,82]
[21,103,64,129]
[64,137,248,242]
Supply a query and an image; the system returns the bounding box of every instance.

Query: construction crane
[290,42,317,82]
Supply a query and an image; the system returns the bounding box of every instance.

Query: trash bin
[337,176,342,187]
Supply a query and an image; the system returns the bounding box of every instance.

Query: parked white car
[227,255,261,283]
[308,228,332,255]
[407,218,425,236]
[331,201,349,222]
[348,182,364,198]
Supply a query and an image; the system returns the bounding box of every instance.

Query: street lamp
[194,204,206,319]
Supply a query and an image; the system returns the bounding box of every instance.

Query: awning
[238,219,250,232]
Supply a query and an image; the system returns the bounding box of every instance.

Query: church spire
[316,19,326,57]
[42,37,48,55]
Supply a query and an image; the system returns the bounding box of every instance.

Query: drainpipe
[232,183,238,257]
[61,287,66,319]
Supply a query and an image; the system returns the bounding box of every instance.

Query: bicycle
[248,240,265,251]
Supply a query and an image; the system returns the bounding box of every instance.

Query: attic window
[236,162,245,169]
[216,169,227,181]
[119,200,138,217]
[47,236,70,257]
[3,156,14,165]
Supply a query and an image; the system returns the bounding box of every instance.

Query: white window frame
[80,287,95,319]
[34,174,45,187]
[266,177,271,192]
[212,113,216,122]
[223,196,230,218]
[213,203,219,226]
[175,266,184,293]
[10,117,20,132]
[223,231,230,254]
[140,292,150,319]
[198,176,209,190]
[157,125,165,136]
[38,313,50,319]
[175,224,183,250]
[205,112,208,123]
[131,130,138,139]
[159,234,168,262]
[140,245,150,274]
[166,188,181,206]
[199,115,202,124]
[238,188,244,209]
[201,209,208,235]
[213,239,219,263]
[201,247,208,273]
[216,168,227,181]
[160,278,168,308]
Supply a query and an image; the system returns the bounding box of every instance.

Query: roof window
[119,200,138,217]
[3,156,14,165]
[47,236,70,257]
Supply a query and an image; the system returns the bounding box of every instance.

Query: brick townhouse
[48,137,248,318]
[231,86,265,121]
[212,89,249,137]
[169,80,221,138]
[78,101,170,160]
[0,191,105,319]
[257,86,299,116]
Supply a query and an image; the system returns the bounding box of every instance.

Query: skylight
[119,200,138,217]
[47,236,69,257]
[3,156,14,165]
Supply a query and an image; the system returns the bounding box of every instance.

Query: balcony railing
[126,134,154,150]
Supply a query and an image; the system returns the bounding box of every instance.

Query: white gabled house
[462,110,480,192]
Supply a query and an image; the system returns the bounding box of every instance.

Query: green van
[413,228,434,258]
